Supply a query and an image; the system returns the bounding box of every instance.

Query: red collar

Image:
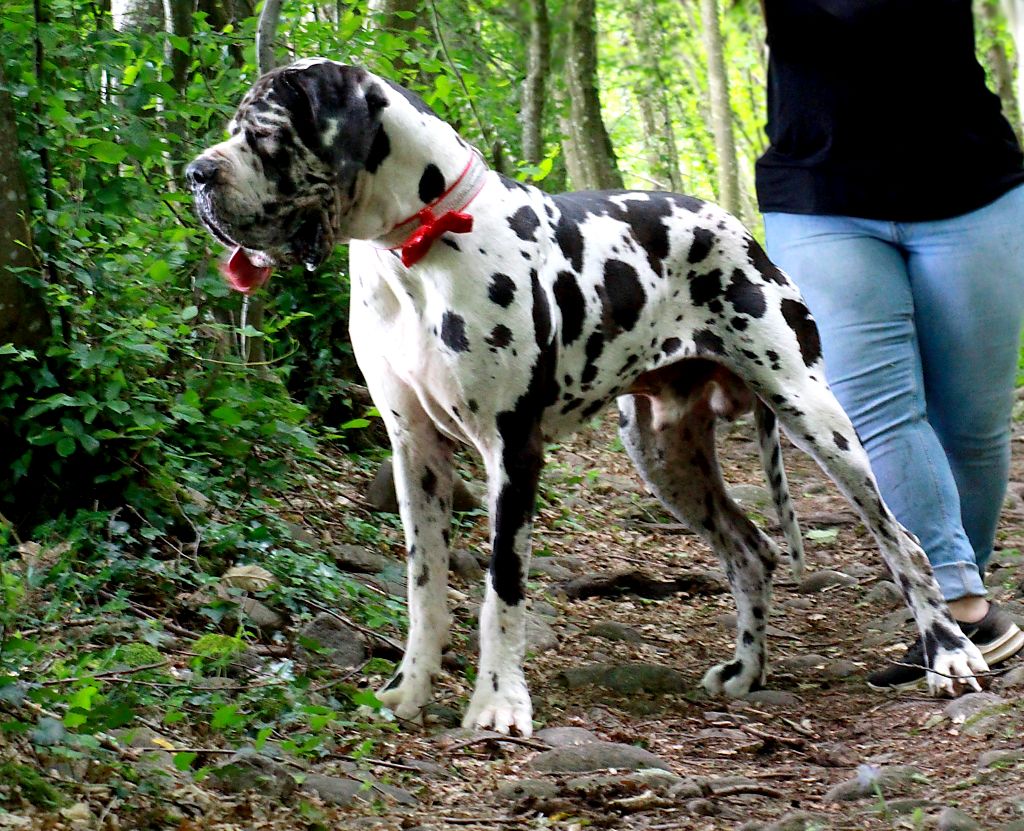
[378,151,487,267]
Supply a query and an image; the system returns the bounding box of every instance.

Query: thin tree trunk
[700,0,741,216]
[563,0,622,189]
[521,0,550,166]
[981,0,1021,139]
[0,66,51,349]
[257,0,285,75]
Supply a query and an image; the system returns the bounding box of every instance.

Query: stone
[236,598,286,633]
[535,727,600,747]
[944,692,1004,723]
[774,653,828,673]
[366,459,481,513]
[740,690,802,707]
[996,665,1024,690]
[587,621,645,643]
[728,484,773,509]
[526,614,559,653]
[495,778,560,801]
[565,769,684,794]
[840,562,875,580]
[529,559,575,580]
[796,570,859,593]
[937,806,982,831]
[863,580,903,605]
[555,663,687,695]
[330,543,393,574]
[295,613,367,668]
[823,764,927,802]
[449,548,484,581]
[423,704,461,728]
[765,812,831,831]
[209,753,295,800]
[978,748,1024,769]
[528,741,671,773]
[531,600,559,618]
[298,774,366,806]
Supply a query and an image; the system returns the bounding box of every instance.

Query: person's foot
[867,603,1024,691]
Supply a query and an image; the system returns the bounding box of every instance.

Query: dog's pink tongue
[221,246,271,294]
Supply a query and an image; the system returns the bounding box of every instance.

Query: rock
[820,659,859,678]
[868,607,915,632]
[823,764,927,802]
[945,692,1004,723]
[565,769,684,794]
[366,459,480,513]
[796,569,859,593]
[221,564,276,591]
[978,748,1024,769]
[531,600,559,618]
[764,812,831,831]
[840,562,875,580]
[528,741,671,773]
[864,580,903,605]
[529,559,574,580]
[526,614,559,653]
[209,754,295,800]
[559,568,727,600]
[996,665,1024,689]
[587,621,645,643]
[937,806,982,831]
[741,690,802,707]
[282,520,318,547]
[299,774,366,806]
[423,704,461,728]
[234,598,285,633]
[775,653,828,673]
[116,727,175,772]
[535,727,601,747]
[729,484,772,509]
[330,544,393,574]
[495,778,560,801]
[295,613,367,668]
[555,663,687,695]
[449,548,484,581]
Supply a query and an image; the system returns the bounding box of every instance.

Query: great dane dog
[187,59,987,736]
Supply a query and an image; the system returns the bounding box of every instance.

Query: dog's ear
[275,62,388,171]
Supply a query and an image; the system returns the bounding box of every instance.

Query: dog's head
[186,59,388,291]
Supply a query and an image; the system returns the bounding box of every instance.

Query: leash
[377,151,487,267]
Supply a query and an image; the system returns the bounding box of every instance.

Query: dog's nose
[185,158,220,188]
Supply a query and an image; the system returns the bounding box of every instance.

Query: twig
[304,598,405,655]
[445,734,548,752]
[38,660,169,687]
[712,783,785,798]
[438,819,526,827]
[737,723,805,748]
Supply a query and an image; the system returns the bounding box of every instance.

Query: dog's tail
[754,400,805,580]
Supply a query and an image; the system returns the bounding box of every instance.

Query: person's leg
[763,213,985,602]
[904,185,1024,581]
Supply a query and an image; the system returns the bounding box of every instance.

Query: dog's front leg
[462,429,544,736]
[370,390,456,724]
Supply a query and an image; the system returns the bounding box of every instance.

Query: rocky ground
[4,409,1024,831]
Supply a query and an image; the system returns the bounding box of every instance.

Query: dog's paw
[377,668,434,723]
[702,658,763,698]
[927,640,988,696]
[463,675,533,736]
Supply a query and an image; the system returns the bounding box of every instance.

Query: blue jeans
[764,185,1024,602]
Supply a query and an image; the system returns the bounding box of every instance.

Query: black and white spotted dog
[187,58,988,736]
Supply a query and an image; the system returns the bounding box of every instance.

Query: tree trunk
[700,0,741,216]
[521,0,550,166]
[0,66,50,350]
[256,0,284,75]
[563,0,623,189]
[163,0,194,93]
[110,0,163,31]
[982,0,1021,138]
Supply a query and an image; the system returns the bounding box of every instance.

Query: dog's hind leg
[755,401,805,580]
[619,364,782,697]
[366,378,456,723]
[462,424,544,736]
[749,369,988,695]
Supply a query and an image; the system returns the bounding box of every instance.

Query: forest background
[1,0,1023,824]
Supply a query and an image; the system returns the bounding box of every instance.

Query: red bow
[401,207,474,267]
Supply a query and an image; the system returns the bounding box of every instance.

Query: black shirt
[755,0,1024,220]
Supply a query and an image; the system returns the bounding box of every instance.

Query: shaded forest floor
[2,407,1023,830]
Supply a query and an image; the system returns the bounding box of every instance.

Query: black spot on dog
[509,205,541,241]
[554,271,585,346]
[488,273,516,308]
[581,332,605,385]
[741,630,755,646]
[383,672,403,691]
[746,235,787,285]
[717,660,744,683]
[662,337,681,355]
[441,237,460,251]
[725,268,766,318]
[601,260,645,335]
[832,431,850,451]
[690,268,723,307]
[365,125,390,173]
[486,324,513,349]
[422,468,437,496]
[693,328,725,355]
[418,163,446,203]
[780,299,822,367]
[731,316,748,331]
[688,227,716,263]
[416,565,430,587]
[383,78,436,114]
[499,174,531,193]
[531,271,552,347]
[440,311,470,352]
[468,399,479,413]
